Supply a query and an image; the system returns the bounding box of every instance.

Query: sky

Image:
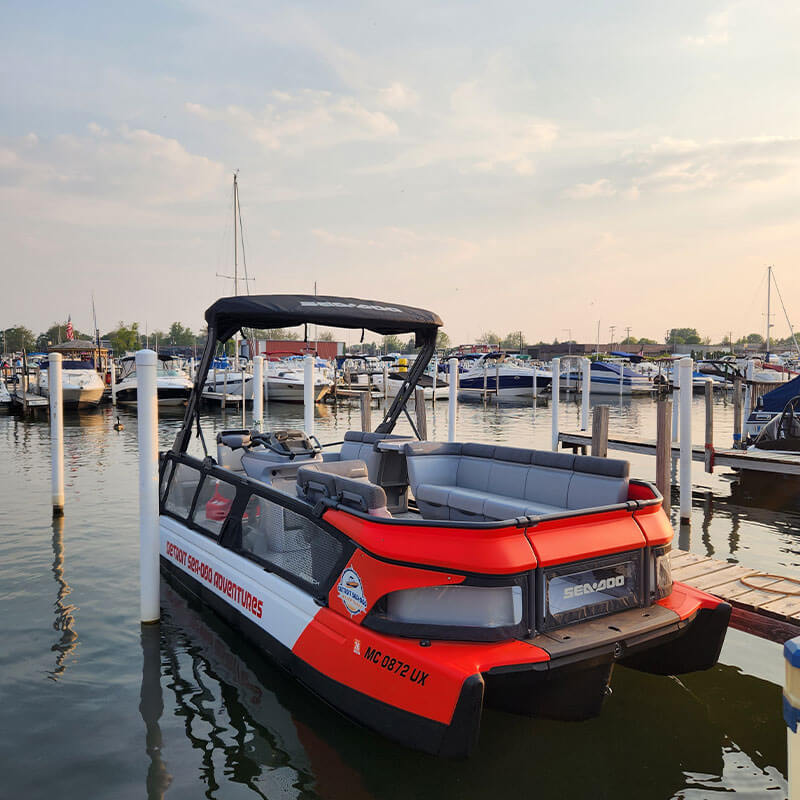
[2,0,800,346]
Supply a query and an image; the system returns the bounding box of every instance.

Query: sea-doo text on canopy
[158,293,730,758]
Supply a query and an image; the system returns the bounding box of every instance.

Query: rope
[739,573,800,595]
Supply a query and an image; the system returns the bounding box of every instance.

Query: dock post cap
[784,635,800,732]
[49,351,62,363]
[135,349,158,367]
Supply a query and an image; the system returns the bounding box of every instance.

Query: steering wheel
[249,432,323,459]
[777,395,800,441]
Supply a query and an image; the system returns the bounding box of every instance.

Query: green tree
[665,328,702,345]
[104,322,140,355]
[2,325,36,353]
[477,331,501,345]
[637,337,657,345]
[436,331,451,351]
[35,321,93,349]
[500,331,526,350]
[382,334,405,353]
[317,330,334,342]
[168,321,195,346]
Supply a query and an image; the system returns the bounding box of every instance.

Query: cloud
[0,125,227,225]
[184,90,399,153]
[564,178,617,199]
[683,10,731,47]
[377,82,419,110]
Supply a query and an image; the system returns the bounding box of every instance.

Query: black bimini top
[206,294,442,343]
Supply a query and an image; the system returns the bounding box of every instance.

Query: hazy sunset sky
[2,1,799,345]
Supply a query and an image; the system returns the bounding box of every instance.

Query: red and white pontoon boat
[158,294,731,757]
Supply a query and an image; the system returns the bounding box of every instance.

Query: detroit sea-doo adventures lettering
[563,575,626,599]
[165,539,263,618]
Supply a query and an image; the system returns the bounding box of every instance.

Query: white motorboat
[563,360,653,396]
[265,362,331,403]
[116,355,193,406]
[457,354,551,400]
[204,367,254,399]
[36,340,107,408]
[0,378,11,409]
[371,369,449,400]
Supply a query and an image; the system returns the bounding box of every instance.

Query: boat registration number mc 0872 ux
[362,646,429,685]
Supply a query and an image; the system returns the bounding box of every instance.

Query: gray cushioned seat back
[340,432,414,483]
[296,460,387,513]
[566,455,629,510]
[456,444,495,491]
[405,442,461,492]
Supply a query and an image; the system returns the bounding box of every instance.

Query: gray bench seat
[405,442,629,522]
[296,460,392,517]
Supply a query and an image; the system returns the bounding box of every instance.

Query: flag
[66,316,74,341]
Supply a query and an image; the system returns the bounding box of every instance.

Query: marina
[1,365,795,797]
[5,4,800,795]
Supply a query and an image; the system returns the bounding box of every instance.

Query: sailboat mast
[233,173,239,297]
[766,265,772,360]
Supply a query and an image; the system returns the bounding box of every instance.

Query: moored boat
[158,293,730,757]
[36,340,107,409]
[116,354,193,406]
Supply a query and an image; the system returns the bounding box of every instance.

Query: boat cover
[205,294,442,343]
[756,375,800,412]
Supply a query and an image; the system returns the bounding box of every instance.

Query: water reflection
[154,574,787,799]
[140,623,171,798]
[48,515,78,681]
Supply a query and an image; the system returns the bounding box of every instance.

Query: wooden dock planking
[559,431,800,475]
[671,547,800,641]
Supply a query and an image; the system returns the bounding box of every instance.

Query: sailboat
[204,173,255,399]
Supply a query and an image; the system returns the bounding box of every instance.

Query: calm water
[1,393,796,799]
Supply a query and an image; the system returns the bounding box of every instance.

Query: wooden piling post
[656,400,671,514]
[483,363,488,403]
[733,378,743,448]
[591,404,609,457]
[360,391,372,433]
[704,380,714,473]
[495,362,501,404]
[382,362,389,402]
[414,387,428,440]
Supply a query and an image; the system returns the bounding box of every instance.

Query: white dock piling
[136,349,160,624]
[619,360,624,394]
[743,359,755,425]
[679,357,693,524]
[110,357,117,406]
[49,353,64,516]
[448,357,458,442]
[672,365,680,442]
[532,362,538,399]
[784,638,800,799]
[432,356,438,406]
[241,366,246,427]
[252,356,264,431]
[303,355,314,436]
[551,357,560,451]
[581,358,590,431]
[382,362,389,402]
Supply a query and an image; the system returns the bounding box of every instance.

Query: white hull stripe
[160,516,320,650]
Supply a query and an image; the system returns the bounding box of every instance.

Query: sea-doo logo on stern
[299,301,403,313]
[337,568,367,616]
[563,575,626,599]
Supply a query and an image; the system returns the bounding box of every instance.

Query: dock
[201,390,246,406]
[671,548,800,642]
[558,431,800,476]
[10,386,49,413]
